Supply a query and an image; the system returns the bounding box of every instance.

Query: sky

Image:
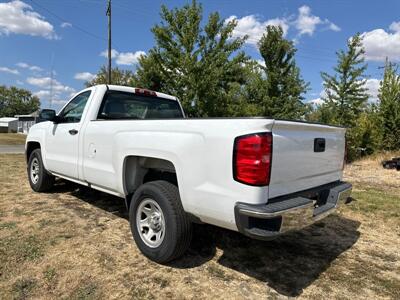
[0,0,400,111]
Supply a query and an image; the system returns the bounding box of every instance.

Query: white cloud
[328,22,341,32]
[116,51,146,65]
[33,90,50,98]
[52,99,68,105]
[60,22,72,28]
[310,78,380,106]
[74,72,96,81]
[256,59,265,67]
[0,66,19,75]
[28,75,77,108]
[361,23,400,62]
[389,21,400,32]
[16,80,24,85]
[27,77,52,87]
[33,89,61,108]
[100,49,145,66]
[295,5,322,36]
[308,98,324,106]
[33,86,75,108]
[364,78,380,102]
[0,0,57,39]
[100,49,119,59]
[295,5,340,36]
[308,89,327,106]
[16,62,29,68]
[225,15,289,45]
[226,6,339,46]
[27,76,75,93]
[16,62,43,72]
[30,66,42,72]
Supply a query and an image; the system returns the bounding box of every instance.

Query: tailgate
[268,120,346,199]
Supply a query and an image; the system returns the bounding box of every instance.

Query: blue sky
[1,0,400,111]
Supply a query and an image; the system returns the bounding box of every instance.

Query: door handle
[69,129,78,135]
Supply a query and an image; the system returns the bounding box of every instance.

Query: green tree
[86,66,135,87]
[346,105,382,158]
[306,102,335,124]
[378,60,400,150]
[133,0,250,117]
[0,86,40,117]
[250,25,309,119]
[320,33,368,127]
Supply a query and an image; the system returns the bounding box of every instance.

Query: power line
[78,0,153,19]
[30,0,106,42]
[30,1,340,65]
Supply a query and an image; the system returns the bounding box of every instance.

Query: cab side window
[58,91,91,123]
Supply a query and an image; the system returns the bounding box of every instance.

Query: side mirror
[39,109,57,122]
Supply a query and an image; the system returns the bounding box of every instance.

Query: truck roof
[103,85,178,101]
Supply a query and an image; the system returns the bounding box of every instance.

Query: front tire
[129,180,192,263]
[27,149,55,192]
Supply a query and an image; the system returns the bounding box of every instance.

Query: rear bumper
[234,181,352,240]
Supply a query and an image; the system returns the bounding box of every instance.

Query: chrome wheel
[30,157,40,184]
[136,198,165,248]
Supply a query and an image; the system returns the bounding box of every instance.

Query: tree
[347,104,382,158]
[320,33,368,127]
[86,66,135,87]
[249,25,309,119]
[133,0,250,117]
[0,85,40,117]
[378,60,400,150]
[306,102,335,124]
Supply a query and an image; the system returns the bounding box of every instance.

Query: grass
[69,280,99,300]
[0,133,26,145]
[350,187,400,220]
[0,233,44,278]
[43,266,57,283]
[12,278,36,300]
[0,153,399,299]
[345,150,400,190]
[0,221,17,230]
[207,263,233,282]
[152,276,170,288]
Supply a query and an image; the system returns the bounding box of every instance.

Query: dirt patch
[0,154,399,299]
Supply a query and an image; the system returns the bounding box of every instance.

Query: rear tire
[27,149,55,192]
[129,180,192,263]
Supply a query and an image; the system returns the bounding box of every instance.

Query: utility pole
[106,0,112,84]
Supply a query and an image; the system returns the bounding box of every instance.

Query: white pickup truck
[26,85,352,263]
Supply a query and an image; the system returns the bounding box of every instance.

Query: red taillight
[135,88,157,97]
[233,132,272,186]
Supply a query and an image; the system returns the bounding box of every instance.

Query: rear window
[97,91,184,120]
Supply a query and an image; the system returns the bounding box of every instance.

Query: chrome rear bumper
[235,181,352,240]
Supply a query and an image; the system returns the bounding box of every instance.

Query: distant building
[14,111,39,134]
[0,117,18,133]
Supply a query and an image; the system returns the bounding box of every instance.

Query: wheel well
[26,142,41,162]
[123,156,178,208]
